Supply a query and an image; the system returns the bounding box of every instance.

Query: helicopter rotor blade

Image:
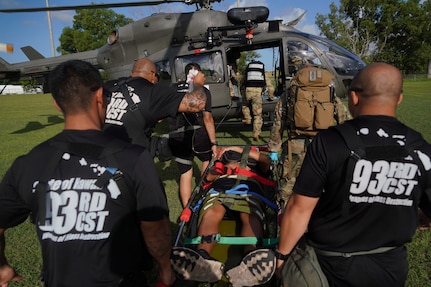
[285,10,307,27]
[0,0,187,13]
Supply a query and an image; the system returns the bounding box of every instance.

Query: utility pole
[46,0,55,57]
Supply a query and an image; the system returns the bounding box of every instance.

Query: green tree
[316,0,431,73]
[57,7,133,54]
[237,50,261,76]
[21,79,41,93]
[315,3,367,58]
[376,0,431,74]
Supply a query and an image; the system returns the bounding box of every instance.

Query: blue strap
[224,184,278,211]
[192,198,203,213]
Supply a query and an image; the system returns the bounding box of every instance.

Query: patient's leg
[197,204,226,254]
[240,213,263,254]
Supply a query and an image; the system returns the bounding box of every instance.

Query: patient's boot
[171,247,224,283]
[225,249,276,287]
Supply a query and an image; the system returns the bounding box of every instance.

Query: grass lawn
[0,78,430,286]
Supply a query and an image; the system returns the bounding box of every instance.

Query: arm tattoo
[181,84,206,112]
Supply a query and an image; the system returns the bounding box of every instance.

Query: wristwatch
[211,141,218,146]
[274,249,290,261]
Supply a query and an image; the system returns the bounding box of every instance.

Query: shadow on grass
[11,115,64,134]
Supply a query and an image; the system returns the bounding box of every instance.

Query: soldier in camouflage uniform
[268,85,352,204]
[242,60,267,141]
[264,75,275,101]
[242,86,264,140]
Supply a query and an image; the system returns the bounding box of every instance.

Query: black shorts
[169,131,211,174]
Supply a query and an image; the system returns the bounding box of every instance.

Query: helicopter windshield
[303,33,365,76]
[174,51,224,83]
[286,39,322,76]
[286,33,365,77]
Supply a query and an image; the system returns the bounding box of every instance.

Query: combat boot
[253,132,259,141]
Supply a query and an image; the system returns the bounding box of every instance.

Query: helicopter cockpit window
[154,60,171,83]
[286,40,322,76]
[305,34,366,76]
[174,52,224,84]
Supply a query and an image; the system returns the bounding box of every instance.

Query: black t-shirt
[0,130,169,286]
[168,84,213,152]
[294,116,431,252]
[104,77,184,147]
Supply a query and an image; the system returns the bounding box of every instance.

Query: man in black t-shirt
[103,58,207,149]
[168,63,217,207]
[0,60,176,287]
[276,63,431,287]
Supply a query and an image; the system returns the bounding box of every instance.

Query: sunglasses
[348,87,364,93]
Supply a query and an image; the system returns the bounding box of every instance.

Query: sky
[0,0,339,64]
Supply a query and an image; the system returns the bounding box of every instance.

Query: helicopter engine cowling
[98,9,231,80]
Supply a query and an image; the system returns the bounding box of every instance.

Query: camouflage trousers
[242,87,263,135]
[335,96,353,124]
[276,139,307,205]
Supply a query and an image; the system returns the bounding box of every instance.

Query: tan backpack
[288,66,336,137]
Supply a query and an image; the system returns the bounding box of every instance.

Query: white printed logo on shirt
[105,86,141,125]
[36,156,122,242]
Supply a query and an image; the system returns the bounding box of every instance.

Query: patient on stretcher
[171,146,277,287]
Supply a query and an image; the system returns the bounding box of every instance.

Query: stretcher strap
[223,184,279,211]
[183,234,279,247]
[212,162,276,188]
[232,168,277,187]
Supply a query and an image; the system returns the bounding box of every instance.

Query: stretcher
[172,146,284,286]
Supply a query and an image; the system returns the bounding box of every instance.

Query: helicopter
[0,0,366,122]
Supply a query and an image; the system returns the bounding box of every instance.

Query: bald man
[275,63,431,287]
[104,58,207,148]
